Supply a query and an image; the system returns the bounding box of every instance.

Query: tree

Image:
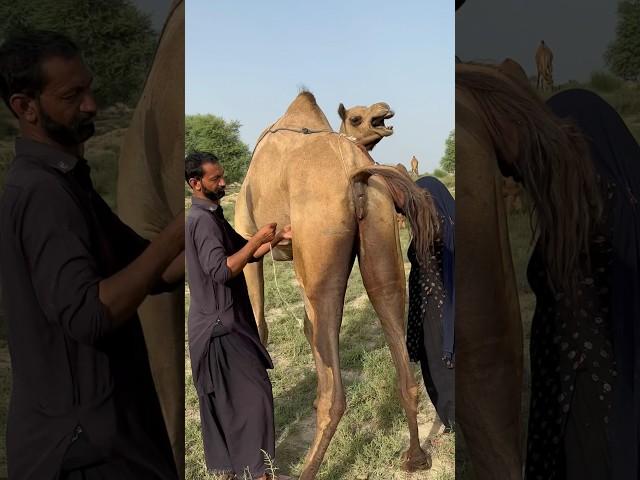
[605,0,640,81]
[185,115,252,185]
[440,130,455,174]
[0,0,157,106]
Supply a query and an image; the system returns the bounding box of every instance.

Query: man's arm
[99,212,184,325]
[22,182,184,344]
[224,222,277,277]
[92,194,184,292]
[194,219,276,281]
[162,250,185,285]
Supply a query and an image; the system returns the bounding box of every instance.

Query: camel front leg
[245,259,268,345]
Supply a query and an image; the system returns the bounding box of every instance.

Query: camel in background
[535,40,554,91]
[116,0,185,474]
[410,155,419,176]
[235,92,437,479]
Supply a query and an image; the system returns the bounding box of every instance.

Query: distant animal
[410,155,419,176]
[535,40,554,91]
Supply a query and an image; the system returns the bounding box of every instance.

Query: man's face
[35,55,97,146]
[196,162,226,202]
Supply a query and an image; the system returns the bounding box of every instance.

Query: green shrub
[590,71,624,93]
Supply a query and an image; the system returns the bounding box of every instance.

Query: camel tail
[349,165,439,266]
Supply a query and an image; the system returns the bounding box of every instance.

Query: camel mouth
[370,111,395,134]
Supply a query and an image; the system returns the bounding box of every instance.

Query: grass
[185,186,455,480]
[0,104,132,478]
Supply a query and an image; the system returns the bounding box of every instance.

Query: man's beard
[203,184,225,202]
[39,103,95,147]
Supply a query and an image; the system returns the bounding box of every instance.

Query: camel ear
[338,103,346,121]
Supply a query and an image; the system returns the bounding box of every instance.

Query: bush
[0,143,13,187]
[589,71,624,93]
[185,115,251,184]
[87,149,118,208]
[432,168,447,178]
[605,0,640,81]
[440,130,455,174]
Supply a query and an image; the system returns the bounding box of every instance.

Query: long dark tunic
[525,89,640,479]
[0,139,177,479]
[406,176,455,428]
[186,197,274,476]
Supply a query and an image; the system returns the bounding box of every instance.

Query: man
[0,31,184,478]
[185,151,291,480]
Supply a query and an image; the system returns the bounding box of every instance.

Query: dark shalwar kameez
[186,197,274,478]
[0,139,178,479]
[406,176,455,429]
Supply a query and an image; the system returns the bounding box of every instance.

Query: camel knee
[317,392,346,428]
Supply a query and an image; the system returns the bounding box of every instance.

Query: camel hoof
[401,447,432,472]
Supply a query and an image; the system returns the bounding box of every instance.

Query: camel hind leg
[284,192,356,479]
[357,177,431,471]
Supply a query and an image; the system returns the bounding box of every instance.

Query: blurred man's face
[36,55,97,146]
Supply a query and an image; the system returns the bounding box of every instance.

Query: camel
[116,0,185,474]
[456,59,600,479]
[535,40,554,91]
[410,155,419,176]
[234,93,438,479]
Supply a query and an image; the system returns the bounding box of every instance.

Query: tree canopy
[0,0,157,106]
[185,114,251,185]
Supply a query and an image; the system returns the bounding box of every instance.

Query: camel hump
[275,91,332,132]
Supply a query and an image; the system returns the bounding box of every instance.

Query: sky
[185,1,454,172]
[456,0,618,83]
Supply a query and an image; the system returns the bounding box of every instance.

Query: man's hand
[253,223,277,245]
[253,224,292,259]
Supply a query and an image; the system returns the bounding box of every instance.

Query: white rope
[269,243,303,327]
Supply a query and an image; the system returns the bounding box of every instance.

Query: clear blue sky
[186,1,454,172]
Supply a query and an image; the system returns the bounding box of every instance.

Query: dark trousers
[564,370,611,479]
[59,430,175,480]
[420,313,455,429]
[60,433,131,480]
[199,334,275,477]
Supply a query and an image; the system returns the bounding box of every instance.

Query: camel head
[337,102,394,150]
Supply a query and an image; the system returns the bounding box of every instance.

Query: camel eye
[350,116,362,126]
